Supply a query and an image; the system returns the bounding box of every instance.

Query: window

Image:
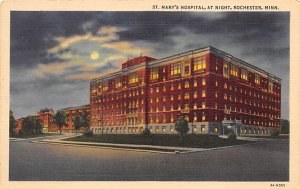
[171,105,174,111]
[178,94,181,100]
[129,74,139,84]
[115,78,122,88]
[156,87,159,93]
[163,96,166,102]
[171,95,174,101]
[223,61,229,78]
[163,115,166,123]
[193,113,197,121]
[171,83,174,91]
[202,78,206,86]
[184,81,189,88]
[184,93,190,99]
[163,106,166,111]
[193,92,197,98]
[255,74,260,85]
[201,125,205,132]
[269,79,274,93]
[224,83,227,89]
[150,67,159,80]
[194,79,198,87]
[241,69,248,80]
[193,103,197,109]
[162,126,166,132]
[171,63,181,76]
[170,126,174,132]
[214,127,218,133]
[201,112,205,121]
[178,84,181,89]
[155,126,159,132]
[202,102,206,108]
[202,90,206,97]
[171,114,174,122]
[156,97,159,103]
[194,56,206,72]
[163,86,166,92]
[230,64,239,77]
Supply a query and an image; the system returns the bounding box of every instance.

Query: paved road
[9,135,289,181]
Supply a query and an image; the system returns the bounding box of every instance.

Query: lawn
[241,135,289,139]
[64,134,253,148]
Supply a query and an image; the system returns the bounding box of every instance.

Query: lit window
[223,61,229,78]
[255,74,260,85]
[201,112,205,121]
[171,83,174,91]
[194,103,197,109]
[201,125,205,132]
[193,92,197,98]
[156,87,159,93]
[178,84,181,89]
[150,67,159,80]
[171,105,174,111]
[202,78,206,86]
[215,92,218,98]
[178,94,181,100]
[163,106,166,111]
[129,74,139,84]
[194,113,197,121]
[171,63,181,76]
[241,69,248,80]
[163,86,166,92]
[171,115,174,122]
[156,106,159,112]
[202,90,206,97]
[202,102,206,108]
[214,127,218,133]
[163,115,166,123]
[155,125,159,132]
[184,93,189,99]
[163,96,166,102]
[171,95,174,101]
[185,81,189,88]
[224,83,227,89]
[156,97,159,103]
[224,93,228,100]
[230,64,239,77]
[194,79,198,87]
[194,56,206,72]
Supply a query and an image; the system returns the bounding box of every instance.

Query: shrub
[227,132,237,141]
[83,130,93,137]
[142,128,151,137]
[271,129,280,137]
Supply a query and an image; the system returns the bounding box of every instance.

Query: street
[9,135,289,181]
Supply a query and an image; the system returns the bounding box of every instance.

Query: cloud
[31,25,153,81]
[47,26,122,54]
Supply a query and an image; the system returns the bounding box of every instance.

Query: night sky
[10,12,289,119]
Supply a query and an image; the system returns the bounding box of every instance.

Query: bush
[142,128,151,137]
[227,132,237,141]
[271,129,280,137]
[83,130,93,137]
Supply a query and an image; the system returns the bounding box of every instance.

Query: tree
[73,115,81,135]
[22,116,34,135]
[55,111,67,134]
[33,118,43,135]
[175,116,189,141]
[80,112,90,131]
[9,110,17,136]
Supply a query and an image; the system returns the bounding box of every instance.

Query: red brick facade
[60,104,90,132]
[90,46,281,134]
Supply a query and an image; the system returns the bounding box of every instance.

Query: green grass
[64,134,252,148]
[10,133,59,138]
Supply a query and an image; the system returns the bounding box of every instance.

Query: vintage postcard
[0,0,300,188]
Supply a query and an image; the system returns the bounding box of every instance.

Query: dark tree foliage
[73,115,81,135]
[9,110,17,136]
[81,112,90,131]
[280,119,289,134]
[175,116,189,141]
[55,111,67,134]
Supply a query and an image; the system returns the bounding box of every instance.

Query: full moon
[90,51,100,60]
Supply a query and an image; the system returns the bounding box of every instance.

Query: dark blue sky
[10,12,289,119]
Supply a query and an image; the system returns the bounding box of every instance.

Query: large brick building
[60,104,90,132]
[90,46,281,135]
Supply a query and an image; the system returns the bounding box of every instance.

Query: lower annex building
[90,46,281,135]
